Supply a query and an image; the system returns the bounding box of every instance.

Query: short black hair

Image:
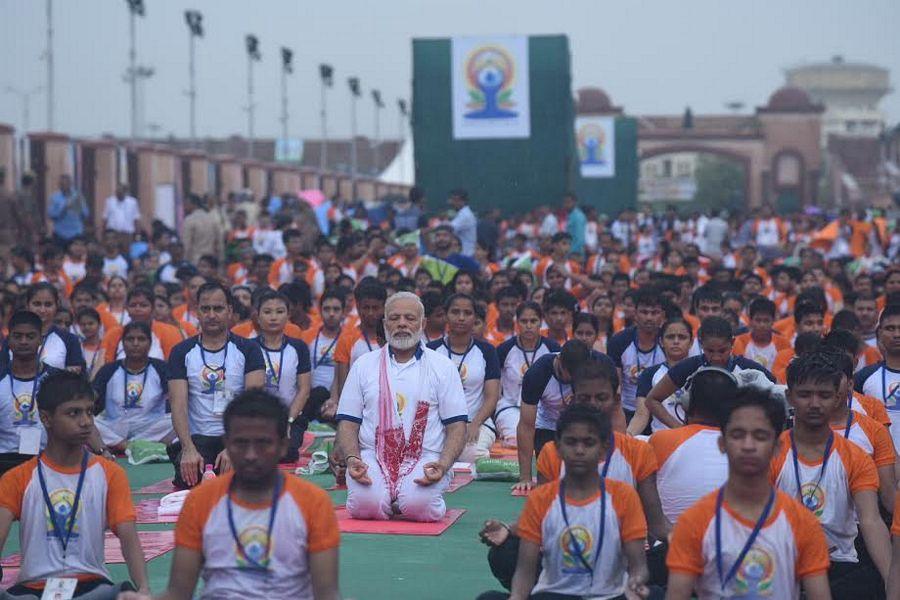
[279,281,312,310]
[122,320,152,339]
[37,370,94,413]
[689,367,739,422]
[320,287,347,308]
[748,297,776,319]
[75,307,101,324]
[571,357,620,394]
[558,339,592,374]
[794,332,823,356]
[495,285,523,303]
[196,281,232,305]
[573,312,599,334]
[794,301,825,324]
[421,290,446,317]
[127,285,155,304]
[515,300,543,320]
[699,316,733,341]
[692,286,724,312]
[720,386,786,435]
[354,279,387,303]
[444,292,475,312]
[551,232,573,244]
[555,403,611,443]
[8,310,42,332]
[223,388,288,437]
[786,349,843,390]
[544,289,577,314]
[822,328,862,357]
[831,309,861,332]
[449,188,469,202]
[877,304,900,331]
[659,317,694,340]
[633,287,664,310]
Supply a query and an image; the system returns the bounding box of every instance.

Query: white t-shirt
[103,255,130,278]
[103,195,141,234]
[256,337,311,408]
[336,346,468,454]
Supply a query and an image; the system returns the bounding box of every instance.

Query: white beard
[387,328,421,350]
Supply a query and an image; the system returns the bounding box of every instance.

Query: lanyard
[123,362,150,409]
[842,392,854,439]
[199,337,228,393]
[882,365,899,408]
[9,373,40,422]
[257,338,285,391]
[312,328,340,370]
[558,476,608,578]
[38,450,89,557]
[517,339,539,370]
[445,338,475,375]
[634,342,658,378]
[362,330,374,352]
[790,430,834,511]
[715,486,775,592]
[227,473,282,570]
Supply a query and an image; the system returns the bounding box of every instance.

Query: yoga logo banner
[451,36,531,140]
[576,116,616,178]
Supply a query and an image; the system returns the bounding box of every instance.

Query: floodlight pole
[45,0,54,131]
[188,28,197,141]
[246,54,255,158]
[320,79,328,170]
[129,7,137,138]
[280,63,288,143]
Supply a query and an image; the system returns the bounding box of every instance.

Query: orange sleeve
[609,480,647,542]
[0,460,36,519]
[769,437,789,484]
[268,259,284,288]
[100,459,136,530]
[783,496,831,577]
[333,330,355,365]
[181,321,198,337]
[102,327,122,363]
[842,442,879,494]
[648,428,694,469]
[284,323,306,338]
[666,493,715,575]
[536,443,561,482]
[174,480,223,551]
[857,392,890,426]
[732,334,748,356]
[864,345,883,366]
[517,482,557,545]
[892,495,900,536]
[628,438,659,482]
[861,416,897,468]
[290,478,340,553]
[773,335,792,351]
[98,307,119,333]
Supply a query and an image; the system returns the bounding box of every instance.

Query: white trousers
[94,414,174,446]
[346,449,449,522]
[493,407,520,446]
[457,422,496,463]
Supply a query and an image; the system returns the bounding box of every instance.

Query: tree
[692,154,745,212]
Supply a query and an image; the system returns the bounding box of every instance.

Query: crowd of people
[0,176,899,598]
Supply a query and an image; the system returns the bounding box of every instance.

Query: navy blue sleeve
[522,354,555,406]
[0,342,9,373]
[605,328,634,368]
[542,337,563,353]
[425,339,444,352]
[149,358,169,389]
[496,337,517,368]
[167,337,196,381]
[235,335,265,373]
[589,349,615,370]
[477,339,501,381]
[734,357,776,383]
[666,355,706,388]
[287,337,311,374]
[636,364,662,398]
[92,362,118,414]
[59,329,86,369]
[854,363,880,393]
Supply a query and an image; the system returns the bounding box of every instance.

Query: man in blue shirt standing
[564,193,587,256]
[449,188,477,257]
[47,173,89,243]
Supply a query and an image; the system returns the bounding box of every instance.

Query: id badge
[17,426,41,455]
[41,577,77,599]
[212,389,231,415]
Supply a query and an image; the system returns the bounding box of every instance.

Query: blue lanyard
[199,337,228,393]
[715,486,775,592]
[38,450,89,557]
[790,430,834,511]
[362,330,374,352]
[122,362,150,409]
[9,373,40,422]
[312,328,340,370]
[517,338,539,370]
[842,392,854,439]
[882,364,899,408]
[558,472,609,579]
[257,338,285,392]
[634,342,658,378]
[445,337,475,375]
[227,473,282,570]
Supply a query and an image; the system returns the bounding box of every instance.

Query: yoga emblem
[13,393,36,426]
[559,526,593,574]
[200,366,225,394]
[733,546,775,597]
[577,123,608,166]
[464,45,518,119]
[46,488,80,539]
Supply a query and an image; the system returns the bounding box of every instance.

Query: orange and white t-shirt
[667,489,830,599]
[173,304,200,328]
[227,263,249,285]
[101,320,184,362]
[649,424,729,522]
[333,328,381,368]
[770,431,878,562]
[517,478,646,598]
[175,472,339,599]
[831,410,896,473]
[268,257,325,299]
[231,320,312,340]
[387,255,422,278]
[850,391,891,427]
[537,432,657,486]
[732,333,791,371]
[0,454,135,589]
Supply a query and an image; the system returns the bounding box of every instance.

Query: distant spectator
[47,173,89,243]
[103,183,141,235]
[449,188,477,257]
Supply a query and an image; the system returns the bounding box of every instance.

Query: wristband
[344,455,360,463]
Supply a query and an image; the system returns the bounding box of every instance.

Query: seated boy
[0,371,148,598]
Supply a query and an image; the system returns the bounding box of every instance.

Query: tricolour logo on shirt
[200,366,225,393]
[45,488,80,540]
[733,546,775,596]
[559,526,592,574]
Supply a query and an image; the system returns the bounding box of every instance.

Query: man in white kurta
[336,292,468,522]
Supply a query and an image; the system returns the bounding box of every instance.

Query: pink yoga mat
[136,478,180,495]
[1,567,18,588]
[135,498,179,524]
[447,472,474,493]
[335,508,465,535]
[1,530,175,568]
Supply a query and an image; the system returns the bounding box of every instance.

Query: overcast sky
[1,0,898,141]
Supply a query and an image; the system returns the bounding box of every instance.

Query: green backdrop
[572,116,638,215]
[412,35,576,214]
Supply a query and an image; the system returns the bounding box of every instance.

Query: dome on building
[576,87,622,114]
[765,86,816,111]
